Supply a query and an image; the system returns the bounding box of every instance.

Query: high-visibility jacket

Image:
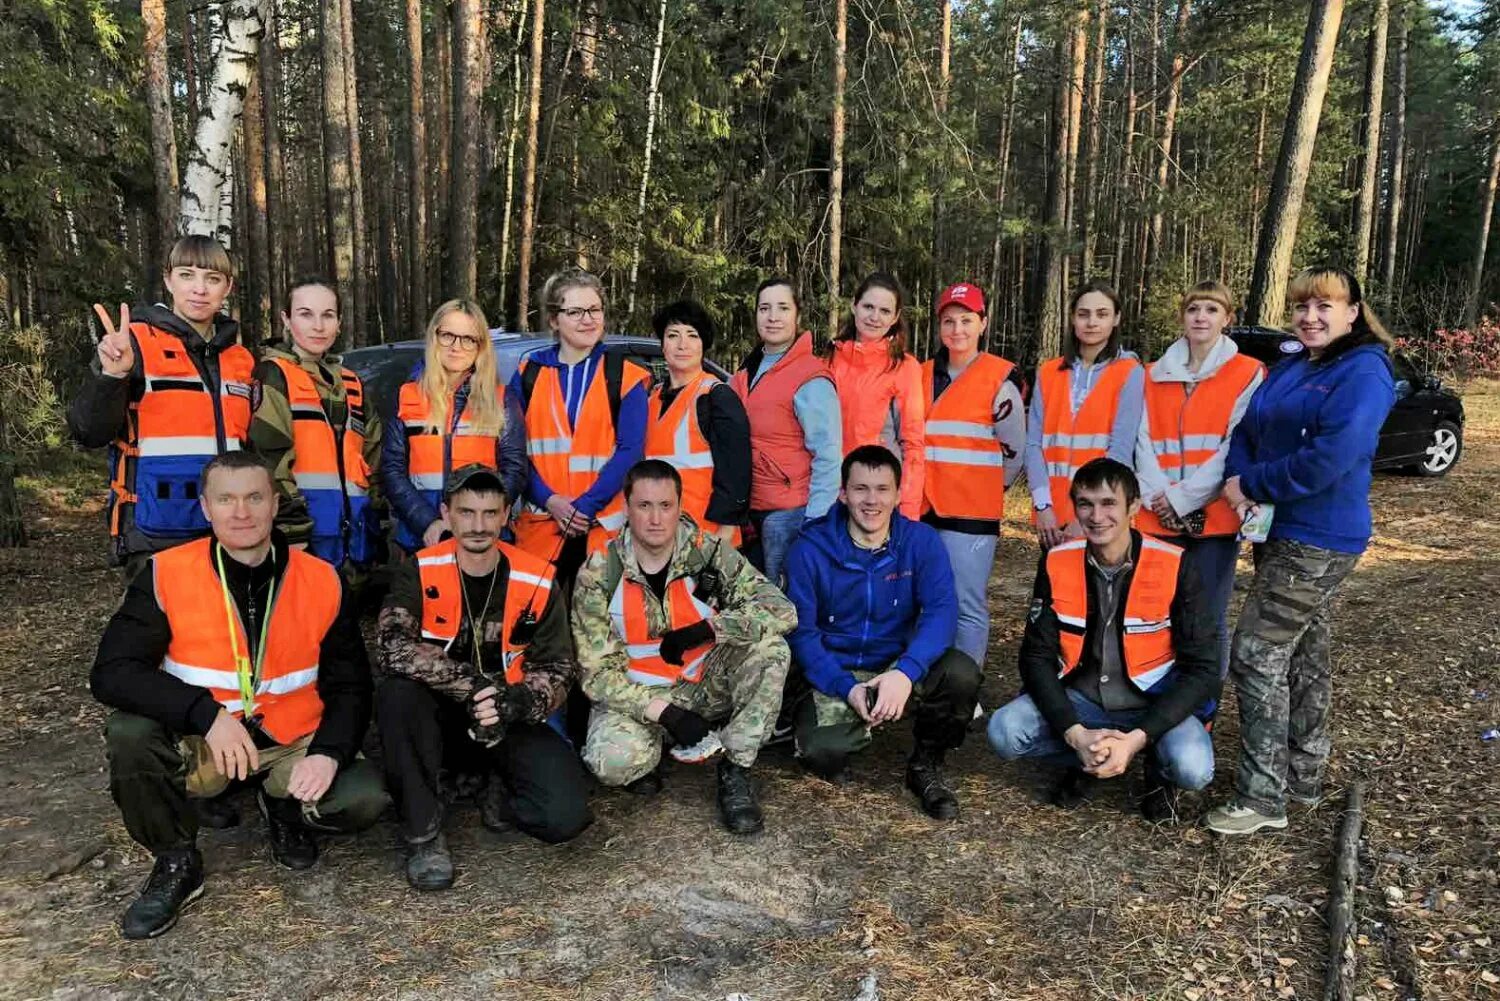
[607,573,717,687]
[645,372,737,542]
[415,538,555,684]
[729,332,833,512]
[513,356,651,559]
[921,353,1015,526]
[154,538,338,744]
[395,379,502,552]
[1037,356,1140,525]
[109,325,253,541]
[1136,353,1264,538]
[1046,535,1182,697]
[268,357,374,566]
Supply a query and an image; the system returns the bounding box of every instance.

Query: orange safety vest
[153,538,338,744]
[921,353,1016,525]
[1046,535,1181,694]
[728,332,833,512]
[513,356,650,560]
[1037,357,1140,526]
[109,325,254,541]
[608,573,717,687]
[268,357,374,566]
[415,538,556,684]
[1136,353,1264,538]
[396,379,502,551]
[645,372,739,543]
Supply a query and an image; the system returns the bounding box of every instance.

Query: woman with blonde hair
[1205,266,1395,836]
[381,298,525,554]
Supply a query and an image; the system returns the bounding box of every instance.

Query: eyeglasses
[436,331,482,350]
[556,306,604,322]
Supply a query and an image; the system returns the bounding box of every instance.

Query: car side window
[622,348,666,389]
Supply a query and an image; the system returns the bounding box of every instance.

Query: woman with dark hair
[644,299,752,543]
[829,272,925,518]
[1205,266,1396,836]
[1023,280,1144,548]
[730,278,842,587]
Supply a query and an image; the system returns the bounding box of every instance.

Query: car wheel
[1417,420,1462,477]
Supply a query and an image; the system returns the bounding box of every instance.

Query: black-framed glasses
[436,331,482,350]
[556,306,603,322]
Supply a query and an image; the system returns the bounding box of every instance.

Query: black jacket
[655,380,753,526]
[89,531,373,765]
[1016,532,1220,740]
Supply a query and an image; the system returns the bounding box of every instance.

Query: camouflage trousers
[1230,539,1360,817]
[582,634,791,786]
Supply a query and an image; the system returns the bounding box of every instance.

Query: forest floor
[1,388,1497,1001]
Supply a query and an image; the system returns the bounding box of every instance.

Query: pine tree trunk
[260,0,285,320]
[244,72,271,342]
[1037,30,1072,360]
[1112,19,1137,290]
[0,392,24,548]
[989,18,1021,312]
[1079,0,1108,277]
[142,0,180,275]
[1062,6,1088,291]
[828,0,849,342]
[450,0,484,299]
[405,0,428,334]
[1353,0,1388,283]
[1380,3,1409,294]
[498,0,529,322]
[434,3,453,301]
[375,105,399,342]
[515,0,547,330]
[321,0,355,323]
[1465,122,1500,329]
[1250,64,1270,252]
[179,0,269,238]
[1146,0,1191,288]
[338,0,366,345]
[627,0,670,323]
[929,0,953,354]
[1245,0,1346,328]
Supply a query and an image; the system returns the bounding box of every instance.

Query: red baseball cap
[937,282,986,316]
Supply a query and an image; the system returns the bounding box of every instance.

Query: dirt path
[1,387,1497,1001]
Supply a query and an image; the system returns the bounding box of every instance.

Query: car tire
[1416,420,1462,477]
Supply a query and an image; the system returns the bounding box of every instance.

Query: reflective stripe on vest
[1136,353,1264,539]
[396,379,502,550]
[607,574,716,687]
[921,354,1014,521]
[1045,535,1182,694]
[1037,358,1139,525]
[415,538,557,683]
[646,372,726,535]
[152,539,338,744]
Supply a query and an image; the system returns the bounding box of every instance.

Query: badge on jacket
[1028,598,1044,623]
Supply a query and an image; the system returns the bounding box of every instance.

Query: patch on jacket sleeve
[248,379,263,411]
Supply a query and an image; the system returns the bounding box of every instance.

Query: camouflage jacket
[573,518,797,721]
[377,554,577,721]
[249,343,384,546]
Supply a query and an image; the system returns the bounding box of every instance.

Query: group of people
[70,234,1397,940]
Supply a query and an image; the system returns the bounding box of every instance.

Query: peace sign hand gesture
[92,302,136,378]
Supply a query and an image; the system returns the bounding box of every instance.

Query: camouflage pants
[1230,539,1360,817]
[582,635,791,785]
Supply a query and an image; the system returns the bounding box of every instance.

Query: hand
[1222,475,1248,513]
[1062,724,1119,773]
[1086,729,1148,779]
[545,494,588,536]
[1035,506,1065,549]
[1148,494,1176,521]
[286,753,339,803]
[205,710,260,781]
[422,520,449,547]
[1062,519,1085,540]
[658,704,711,747]
[472,683,536,727]
[846,682,875,724]
[92,302,135,378]
[658,620,715,666]
[866,669,914,724]
[471,685,502,728]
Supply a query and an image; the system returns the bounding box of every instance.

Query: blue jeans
[986,690,1215,791]
[936,529,998,667]
[749,506,806,589]
[1166,534,1240,677]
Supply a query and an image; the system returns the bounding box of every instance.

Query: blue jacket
[784,504,958,700]
[1226,333,1395,554]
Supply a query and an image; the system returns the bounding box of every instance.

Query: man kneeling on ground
[987,458,1219,820]
[91,451,388,939]
[574,460,795,834]
[784,445,982,820]
[377,465,592,891]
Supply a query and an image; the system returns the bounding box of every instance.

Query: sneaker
[195,789,241,830]
[258,790,319,870]
[670,730,724,764]
[1048,769,1096,810]
[763,719,795,747]
[405,834,454,892]
[1204,801,1289,835]
[716,759,764,835]
[120,847,205,940]
[905,749,959,820]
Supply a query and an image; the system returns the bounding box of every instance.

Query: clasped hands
[1063,723,1149,779]
[846,670,914,727]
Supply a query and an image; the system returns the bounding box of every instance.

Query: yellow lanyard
[215,545,277,718]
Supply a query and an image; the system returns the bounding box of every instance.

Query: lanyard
[215,544,277,718]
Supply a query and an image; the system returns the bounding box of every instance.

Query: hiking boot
[258,790,319,870]
[905,748,959,820]
[405,834,454,892]
[1139,772,1179,824]
[479,778,517,835]
[1204,801,1289,835]
[624,770,663,797]
[716,759,764,835]
[1049,769,1096,810]
[120,847,204,940]
[195,789,241,830]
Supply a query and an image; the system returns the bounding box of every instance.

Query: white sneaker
[669,731,724,764]
[1204,801,1289,835]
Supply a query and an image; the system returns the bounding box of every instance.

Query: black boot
[120,847,204,940]
[1049,769,1096,810]
[1139,769,1178,823]
[716,759,764,835]
[480,776,517,835]
[624,769,663,797]
[905,746,959,820]
[195,788,241,830]
[258,790,319,870]
[405,834,455,892]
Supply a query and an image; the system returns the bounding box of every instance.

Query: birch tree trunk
[142,0,180,268]
[1245,0,1346,327]
[1062,7,1088,291]
[1465,122,1500,329]
[515,0,547,330]
[989,18,1021,309]
[626,0,669,322]
[1353,0,1388,283]
[405,0,428,333]
[1146,0,1191,286]
[321,0,355,324]
[244,73,271,341]
[1037,30,1072,360]
[1380,3,1409,294]
[1079,0,1108,277]
[498,0,529,321]
[179,0,268,238]
[450,0,484,299]
[828,0,849,342]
